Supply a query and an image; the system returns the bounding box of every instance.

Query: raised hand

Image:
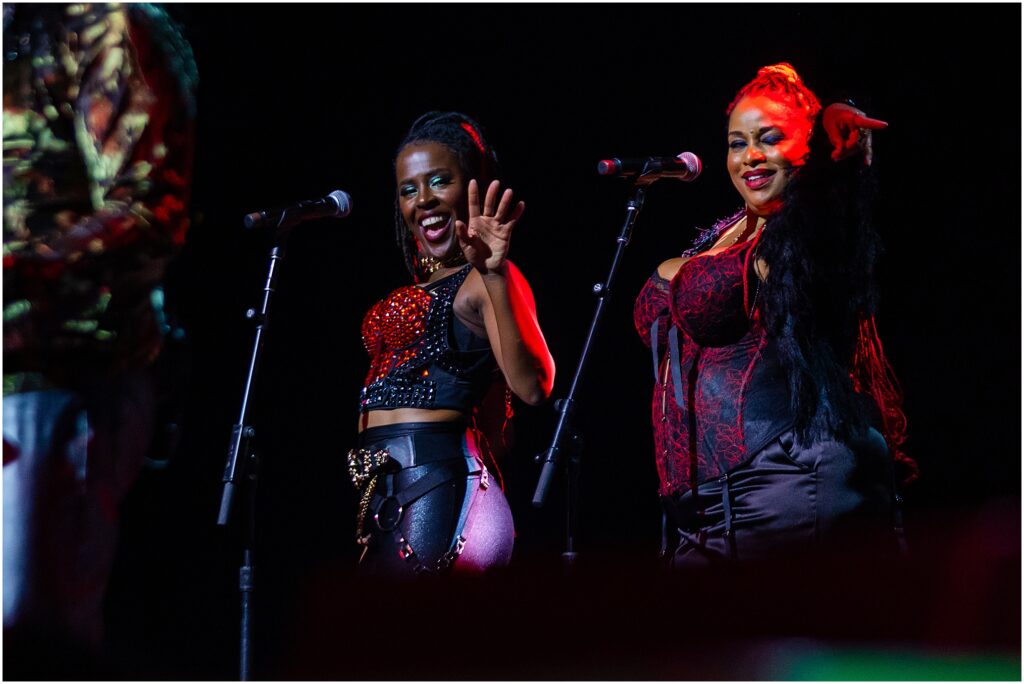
[455,179,525,275]
[822,102,888,166]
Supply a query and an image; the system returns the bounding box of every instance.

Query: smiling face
[727,93,814,216]
[395,141,468,262]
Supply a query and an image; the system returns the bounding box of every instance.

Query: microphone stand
[533,173,656,568]
[216,241,286,681]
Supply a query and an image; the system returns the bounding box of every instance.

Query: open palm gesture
[455,179,525,274]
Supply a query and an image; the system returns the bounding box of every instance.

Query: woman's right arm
[633,264,677,350]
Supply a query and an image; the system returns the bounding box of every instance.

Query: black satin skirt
[352,422,513,577]
[661,427,901,567]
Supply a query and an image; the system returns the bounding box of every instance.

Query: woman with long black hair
[635,64,916,566]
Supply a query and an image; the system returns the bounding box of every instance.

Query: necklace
[747,223,766,320]
[748,269,762,319]
[418,253,467,280]
[720,214,763,249]
[728,218,748,247]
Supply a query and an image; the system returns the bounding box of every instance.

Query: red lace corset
[635,240,791,496]
[671,242,755,347]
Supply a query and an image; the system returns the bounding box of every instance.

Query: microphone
[244,189,352,231]
[596,152,702,182]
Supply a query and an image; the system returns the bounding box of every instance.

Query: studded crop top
[634,238,794,496]
[360,265,498,413]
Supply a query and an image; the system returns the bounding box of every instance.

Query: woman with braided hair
[634,63,916,566]
[349,112,555,576]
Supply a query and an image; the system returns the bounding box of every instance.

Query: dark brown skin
[361,142,555,432]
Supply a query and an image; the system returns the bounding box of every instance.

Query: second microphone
[244,189,352,231]
[597,152,702,182]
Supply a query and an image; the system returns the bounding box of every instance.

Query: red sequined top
[634,239,793,496]
[360,265,496,412]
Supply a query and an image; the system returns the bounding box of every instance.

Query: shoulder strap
[649,318,660,383]
[668,325,685,407]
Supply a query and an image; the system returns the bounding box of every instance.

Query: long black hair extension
[706,63,913,481]
[754,106,914,481]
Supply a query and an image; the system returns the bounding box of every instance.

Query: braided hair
[726,62,822,127]
[392,112,501,280]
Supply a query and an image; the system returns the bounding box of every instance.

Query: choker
[418,253,468,280]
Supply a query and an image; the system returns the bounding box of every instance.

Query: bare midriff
[359,408,468,433]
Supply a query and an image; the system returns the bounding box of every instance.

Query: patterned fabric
[634,272,692,494]
[672,241,753,347]
[634,239,772,496]
[3,3,196,393]
[633,272,671,352]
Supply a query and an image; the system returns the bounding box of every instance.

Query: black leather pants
[350,422,513,577]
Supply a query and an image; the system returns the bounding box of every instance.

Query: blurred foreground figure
[3,3,196,648]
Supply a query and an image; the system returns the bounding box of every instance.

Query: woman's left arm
[478,262,556,405]
[822,102,888,165]
[457,179,556,406]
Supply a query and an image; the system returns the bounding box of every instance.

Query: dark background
[94,4,1019,679]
